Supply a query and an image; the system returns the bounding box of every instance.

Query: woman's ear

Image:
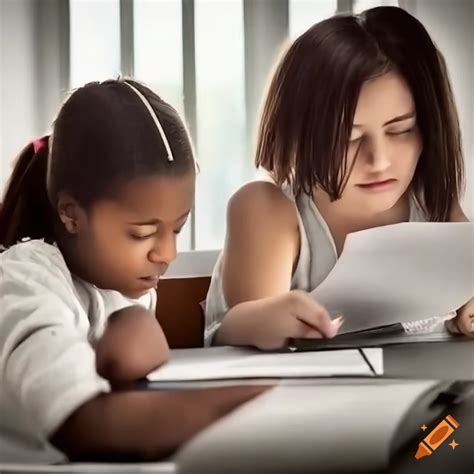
[56,191,87,235]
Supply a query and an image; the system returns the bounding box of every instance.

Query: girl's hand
[251,290,343,350]
[95,305,170,382]
[445,297,474,337]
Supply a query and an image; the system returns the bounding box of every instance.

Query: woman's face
[341,71,422,213]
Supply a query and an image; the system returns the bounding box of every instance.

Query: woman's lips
[357,178,397,192]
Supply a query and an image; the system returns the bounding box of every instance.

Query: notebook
[146,346,383,383]
[290,323,471,350]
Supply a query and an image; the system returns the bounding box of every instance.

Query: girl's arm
[95,305,169,382]
[214,181,339,349]
[50,385,268,461]
[0,245,268,462]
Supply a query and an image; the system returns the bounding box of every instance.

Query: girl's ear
[56,191,87,235]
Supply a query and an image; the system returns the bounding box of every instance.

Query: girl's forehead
[354,72,415,124]
[103,172,195,222]
[120,172,195,194]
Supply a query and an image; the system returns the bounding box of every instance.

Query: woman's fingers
[289,291,342,338]
[293,316,344,339]
[447,311,474,337]
[293,319,324,339]
[448,298,474,337]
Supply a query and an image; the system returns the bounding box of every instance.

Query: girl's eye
[387,128,414,136]
[129,233,154,240]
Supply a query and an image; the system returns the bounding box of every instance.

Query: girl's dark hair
[0,79,195,247]
[255,6,464,221]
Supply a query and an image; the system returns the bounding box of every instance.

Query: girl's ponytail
[0,136,55,248]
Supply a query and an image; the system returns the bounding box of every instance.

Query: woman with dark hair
[0,79,266,462]
[205,6,472,349]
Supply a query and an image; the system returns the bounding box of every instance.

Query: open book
[294,222,473,349]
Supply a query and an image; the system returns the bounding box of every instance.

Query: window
[134,0,184,117]
[353,0,399,14]
[194,0,247,250]
[290,0,337,39]
[69,0,121,89]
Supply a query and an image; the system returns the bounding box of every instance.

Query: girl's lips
[138,276,160,289]
[357,178,397,191]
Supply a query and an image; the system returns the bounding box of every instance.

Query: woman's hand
[95,305,170,382]
[445,297,474,337]
[256,290,344,350]
[218,290,344,350]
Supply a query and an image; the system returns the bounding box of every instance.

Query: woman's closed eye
[174,221,188,235]
[386,127,415,136]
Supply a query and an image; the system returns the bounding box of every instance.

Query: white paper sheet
[311,222,473,334]
[146,346,381,382]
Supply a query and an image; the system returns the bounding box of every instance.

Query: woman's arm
[220,182,300,306]
[95,305,170,382]
[214,182,339,349]
[50,385,269,461]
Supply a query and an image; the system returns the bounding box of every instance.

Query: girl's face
[340,71,422,213]
[68,171,195,298]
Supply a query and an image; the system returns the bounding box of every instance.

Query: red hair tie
[32,135,49,154]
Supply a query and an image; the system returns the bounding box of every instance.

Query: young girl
[205,6,473,350]
[0,79,265,463]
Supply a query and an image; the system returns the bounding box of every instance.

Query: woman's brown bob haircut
[255,6,464,221]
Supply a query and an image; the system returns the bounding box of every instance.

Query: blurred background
[0,0,472,251]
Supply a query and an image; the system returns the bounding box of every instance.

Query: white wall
[0,0,68,195]
[0,0,39,191]
[402,0,473,218]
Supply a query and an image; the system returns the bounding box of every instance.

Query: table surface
[1,340,472,474]
[381,339,473,380]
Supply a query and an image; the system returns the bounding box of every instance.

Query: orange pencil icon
[415,414,460,459]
